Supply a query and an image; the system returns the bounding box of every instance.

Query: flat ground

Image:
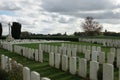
[0,41,119,80]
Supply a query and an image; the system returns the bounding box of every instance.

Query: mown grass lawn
[0,41,119,80]
[0,48,82,80]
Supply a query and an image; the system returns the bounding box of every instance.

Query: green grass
[1,41,119,80]
[0,48,83,80]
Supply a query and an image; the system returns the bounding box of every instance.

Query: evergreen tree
[11,22,21,39]
[0,23,2,37]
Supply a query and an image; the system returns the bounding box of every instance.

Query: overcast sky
[0,0,120,35]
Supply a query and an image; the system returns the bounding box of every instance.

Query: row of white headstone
[39,43,120,67]
[14,45,43,63]
[39,44,77,57]
[1,54,51,80]
[1,42,13,52]
[39,43,100,57]
[85,48,120,67]
[79,38,120,48]
[1,42,100,57]
[1,42,120,80]
[1,42,120,67]
[49,52,120,80]
[0,41,98,56]
[61,43,102,53]
[12,43,120,68]
[60,43,120,67]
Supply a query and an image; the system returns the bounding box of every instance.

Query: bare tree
[81,17,103,36]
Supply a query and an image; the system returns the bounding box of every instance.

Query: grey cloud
[41,0,120,23]
[97,19,120,24]
[0,1,22,11]
[41,0,119,12]
[59,11,120,19]
[41,20,53,23]
[58,17,75,23]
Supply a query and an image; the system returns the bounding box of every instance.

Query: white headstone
[69,57,77,75]
[31,71,40,80]
[117,48,120,67]
[92,46,96,53]
[1,55,5,70]
[110,48,116,54]
[35,49,39,61]
[97,47,101,52]
[54,46,58,54]
[85,50,91,61]
[107,52,115,64]
[63,47,67,55]
[55,54,61,69]
[48,45,51,53]
[41,77,51,80]
[49,52,54,67]
[78,58,87,78]
[5,56,9,72]
[90,61,99,80]
[23,67,30,80]
[98,52,105,64]
[39,50,43,63]
[91,51,98,61]
[39,44,42,50]
[72,48,77,57]
[82,45,86,54]
[67,48,72,57]
[62,55,68,71]
[103,63,114,80]
[8,58,12,70]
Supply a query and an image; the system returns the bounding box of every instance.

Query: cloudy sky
[0,0,120,35]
